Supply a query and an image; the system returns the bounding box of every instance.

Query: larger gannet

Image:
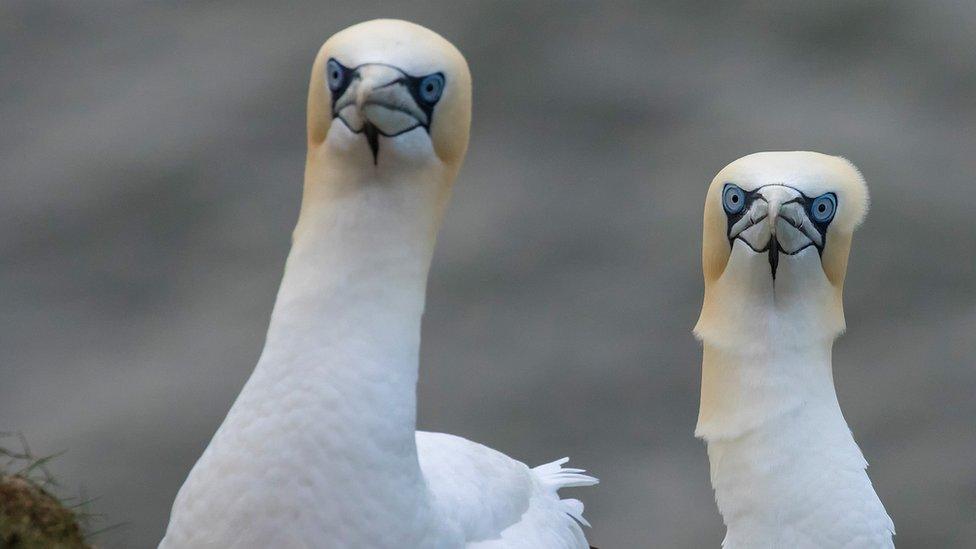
[159,19,596,549]
[694,152,894,548]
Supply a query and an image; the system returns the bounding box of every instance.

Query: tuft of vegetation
[0,433,93,549]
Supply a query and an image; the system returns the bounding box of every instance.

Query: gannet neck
[233,157,447,544]
[695,269,892,548]
[698,342,893,547]
[265,163,441,428]
[695,240,845,439]
[696,338,839,441]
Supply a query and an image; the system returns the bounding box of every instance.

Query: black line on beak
[364,123,380,165]
[768,236,779,279]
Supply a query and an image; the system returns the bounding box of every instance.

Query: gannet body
[160,20,595,549]
[695,152,894,548]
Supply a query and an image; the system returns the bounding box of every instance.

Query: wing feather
[417,432,597,548]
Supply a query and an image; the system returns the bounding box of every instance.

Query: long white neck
[695,247,892,547]
[227,153,451,544]
[696,339,842,441]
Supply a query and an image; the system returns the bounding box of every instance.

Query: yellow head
[696,151,869,346]
[306,19,471,170]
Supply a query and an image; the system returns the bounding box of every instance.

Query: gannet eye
[326,59,345,92]
[418,73,445,104]
[722,184,746,215]
[811,193,837,223]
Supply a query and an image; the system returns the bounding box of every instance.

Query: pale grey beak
[333,65,427,137]
[730,185,822,278]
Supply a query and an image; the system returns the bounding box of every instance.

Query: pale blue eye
[723,184,746,215]
[418,73,445,103]
[326,59,344,92]
[811,193,837,223]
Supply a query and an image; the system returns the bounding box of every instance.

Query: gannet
[159,19,597,549]
[694,152,894,548]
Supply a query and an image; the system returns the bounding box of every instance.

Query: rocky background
[1,1,974,547]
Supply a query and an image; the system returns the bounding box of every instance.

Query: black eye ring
[723,184,747,215]
[326,59,345,92]
[418,73,445,104]
[810,193,837,223]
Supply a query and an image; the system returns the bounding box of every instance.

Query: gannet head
[306,19,471,168]
[696,151,869,345]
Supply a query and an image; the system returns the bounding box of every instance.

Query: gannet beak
[356,66,428,131]
[728,185,825,279]
[757,186,795,279]
[333,64,428,164]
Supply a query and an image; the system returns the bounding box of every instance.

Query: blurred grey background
[2,1,974,547]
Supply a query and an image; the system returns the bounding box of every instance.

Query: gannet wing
[417,431,597,548]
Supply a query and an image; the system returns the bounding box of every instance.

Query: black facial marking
[326,58,354,110]
[326,59,446,163]
[796,193,836,246]
[363,123,380,165]
[768,234,780,279]
[404,72,445,128]
[723,183,838,278]
[723,184,756,237]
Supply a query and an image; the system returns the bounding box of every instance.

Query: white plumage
[695,152,894,548]
[419,434,594,548]
[159,19,596,549]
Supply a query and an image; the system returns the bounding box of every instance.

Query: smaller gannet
[159,19,596,549]
[694,152,894,548]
